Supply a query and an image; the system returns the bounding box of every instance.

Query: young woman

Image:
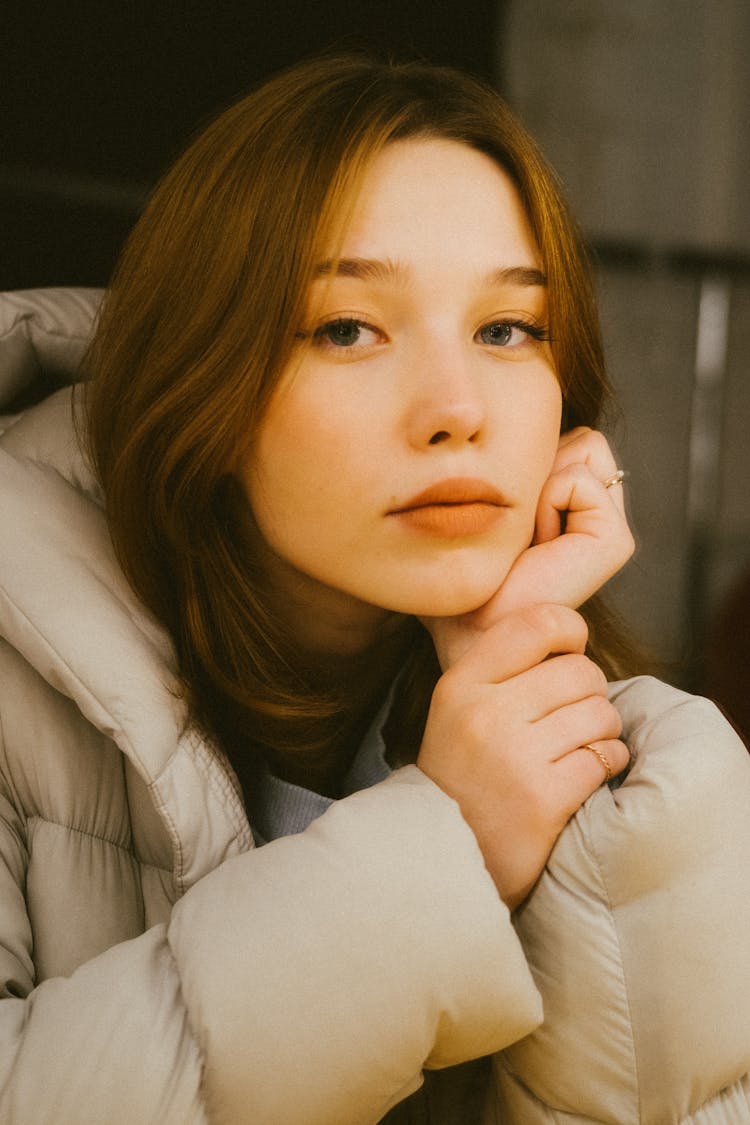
[1,56,749,1124]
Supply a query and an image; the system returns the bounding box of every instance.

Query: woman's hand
[425,428,635,669]
[417,604,630,910]
[417,431,633,909]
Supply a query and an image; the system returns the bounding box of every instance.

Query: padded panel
[0,288,102,408]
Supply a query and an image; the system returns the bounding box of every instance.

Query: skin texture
[245,139,563,653]
[244,138,634,907]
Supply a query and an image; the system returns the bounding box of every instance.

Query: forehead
[334,137,539,269]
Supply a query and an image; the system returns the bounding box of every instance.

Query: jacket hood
[0,289,253,888]
[0,286,101,419]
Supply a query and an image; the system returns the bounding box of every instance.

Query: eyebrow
[314,258,547,288]
[313,257,405,282]
[486,265,547,288]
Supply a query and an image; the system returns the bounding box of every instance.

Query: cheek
[256,371,388,486]
[252,382,327,480]
[520,377,563,476]
[510,386,562,524]
[245,388,363,536]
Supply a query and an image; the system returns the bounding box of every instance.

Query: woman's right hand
[416,603,629,910]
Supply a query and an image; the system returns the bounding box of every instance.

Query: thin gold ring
[603,469,627,489]
[583,743,612,782]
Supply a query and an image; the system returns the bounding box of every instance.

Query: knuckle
[621,526,636,559]
[610,709,625,739]
[596,697,623,737]
[571,654,609,698]
[565,652,606,689]
[586,429,611,458]
[564,425,593,442]
[518,601,586,642]
[431,668,462,709]
[431,675,491,747]
[517,603,554,635]
[585,656,609,694]
[611,738,631,771]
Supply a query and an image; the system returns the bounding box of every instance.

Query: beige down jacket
[1,289,750,1125]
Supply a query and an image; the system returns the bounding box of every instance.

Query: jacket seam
[0,702,31,870]
[148,785,186,892]
[163,927,210,1120]
[26,814,171,874]
[584,794,643,1120]
[182,727,253,849]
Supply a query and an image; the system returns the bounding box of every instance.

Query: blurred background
[2,0,748,739]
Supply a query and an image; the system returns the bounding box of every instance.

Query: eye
[312,318,382,349]
[477,319,549,349]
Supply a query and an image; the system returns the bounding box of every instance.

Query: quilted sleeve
[489,677,750,1125]
[0,761,542,1125]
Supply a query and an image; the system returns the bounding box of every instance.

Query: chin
[409,593,494,618]
[384,574,508,619]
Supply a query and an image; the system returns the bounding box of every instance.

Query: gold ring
[583,744,612,781]
[603,469,626,489]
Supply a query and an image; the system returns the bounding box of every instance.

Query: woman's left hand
[425,428,635,669]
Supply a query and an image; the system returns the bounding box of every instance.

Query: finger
[450,603,588,685]
[555,427,617,472]
[510,652,608,722]
[553,737,631,814]
[537,695,624,759]
[550,428,626,518]
[570,738,631,785]
[534,460,633,554]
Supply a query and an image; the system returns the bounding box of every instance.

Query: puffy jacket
[1,289,750,1124]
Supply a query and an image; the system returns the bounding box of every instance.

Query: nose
[404,342,487,449]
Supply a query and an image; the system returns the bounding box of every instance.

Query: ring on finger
[602,469,627,489]
[583,743,612,782]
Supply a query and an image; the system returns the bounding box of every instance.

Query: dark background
[0,1,501,289]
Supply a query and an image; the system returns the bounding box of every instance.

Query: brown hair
[85,55,640,787]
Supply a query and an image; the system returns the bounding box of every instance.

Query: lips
[388,478,508,537]
[390,477,508,513]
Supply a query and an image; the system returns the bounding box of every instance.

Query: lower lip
[392,502,504,536]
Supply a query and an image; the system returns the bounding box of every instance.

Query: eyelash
[310,318,382,349]
[298,316,551,352]
[477,318,550,348]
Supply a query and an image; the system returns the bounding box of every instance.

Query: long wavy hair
[84,55,640,784]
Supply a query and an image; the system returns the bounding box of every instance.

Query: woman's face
[243,138,562,652]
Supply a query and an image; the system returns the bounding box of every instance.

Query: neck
[261,618,418,797]
[267,566,403,663]
[229,514,415,793]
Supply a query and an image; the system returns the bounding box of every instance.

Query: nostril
[429,430,450,445]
